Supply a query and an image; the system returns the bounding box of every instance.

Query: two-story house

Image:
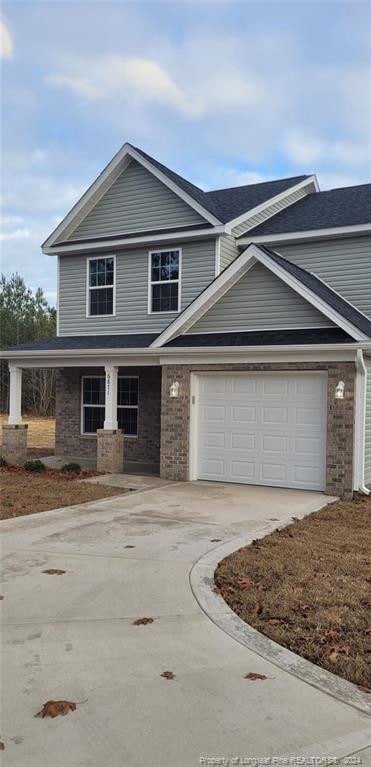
[3,143,371,498]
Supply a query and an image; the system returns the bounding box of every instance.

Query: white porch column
[103,365,118,430]
[8,365,23,425]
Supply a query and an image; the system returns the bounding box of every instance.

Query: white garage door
[195,373,327,491]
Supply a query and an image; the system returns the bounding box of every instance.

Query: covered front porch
[3,361,162,475]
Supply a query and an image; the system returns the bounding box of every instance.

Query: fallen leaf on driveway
[132,617,154,626]
[0,740,4,750]
[124,545,135,549]
[210,539,222,543]
[244,672,268,681]
[161,671,175,680]
[42,569,66,576]
[0,595,4,600]
[35,700,77,718]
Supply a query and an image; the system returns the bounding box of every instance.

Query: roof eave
[241,222,371,244]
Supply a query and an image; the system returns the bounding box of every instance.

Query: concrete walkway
[1,481,370,766]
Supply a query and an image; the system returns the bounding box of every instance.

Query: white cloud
[283,131,325,165]
[47,56,198,117]
[0,228,30,241]
[284,130,371,169]
[0,18,13,60]
[0,175,85,214]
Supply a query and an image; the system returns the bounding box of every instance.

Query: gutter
[354,349,370,495]
[2,341,371,361]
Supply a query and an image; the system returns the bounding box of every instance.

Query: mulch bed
[215,495,371,690]
[0,465,128,519]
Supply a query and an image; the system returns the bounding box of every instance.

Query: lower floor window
[82,376,139,436]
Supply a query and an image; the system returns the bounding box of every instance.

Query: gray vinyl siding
[232,186,309,237]
[274,236,371,320]
[58,239,216,335]
[188,262,334,334]
[220,235,239,271]
[365,357,371,485]
[68,160,205,241]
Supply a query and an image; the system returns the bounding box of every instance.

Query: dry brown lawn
[0,414,55,457]
[215,495,371,689]
[0,465,128,519]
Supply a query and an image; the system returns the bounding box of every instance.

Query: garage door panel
[196,373,327,491]
[231,406,257,423]
[262,378,289,396]
[230,461,255,480]
[260,462,287,481]
[231,433,255,450]
[202,405,226,421]
[294,436,322,455]
[232,378,257,394]
[262,406,289,425]
[201,431,225,448]
[262,434,287,453]
[295,407,322,425]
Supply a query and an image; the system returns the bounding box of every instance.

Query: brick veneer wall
[55,366,161,468]
[160,362,356,498]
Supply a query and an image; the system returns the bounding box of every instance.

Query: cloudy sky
[1,0,370,304]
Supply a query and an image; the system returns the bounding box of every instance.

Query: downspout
[354,349,370,495]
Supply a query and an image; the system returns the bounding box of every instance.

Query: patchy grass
[0,465,128,519]
[215,495,371,689]
[0,414,55,458]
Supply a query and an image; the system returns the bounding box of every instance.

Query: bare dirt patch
[215,495,371,689]
[0,414,55,457]
[0,465,128,519]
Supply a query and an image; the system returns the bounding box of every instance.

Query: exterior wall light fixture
[335,380,345,399]
[169,381,180,398]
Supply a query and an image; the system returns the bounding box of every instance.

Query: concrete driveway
[1,481,370,766]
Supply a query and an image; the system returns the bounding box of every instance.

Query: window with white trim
[87,256,115,316]
[149,249,180,313]
[82,376,139,435]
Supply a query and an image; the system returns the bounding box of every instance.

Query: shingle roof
[247,184,371,236]
[204,176,309,222]
[258,245,371,337]
[165,328,353,347]
[4,334,157,353]
[131,145,308,224]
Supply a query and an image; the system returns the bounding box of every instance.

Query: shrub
[61,462,81,474]
[23,459,45,472]
[0,456,7,467]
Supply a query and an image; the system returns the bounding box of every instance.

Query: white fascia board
[254,249,369,342]
[225,176,318,234]
[150,250,259,348]
[43,144,221,249]
[240,222,371,245]
[4,342,371,368]
[43,226,225,256]
[159,346,360,364]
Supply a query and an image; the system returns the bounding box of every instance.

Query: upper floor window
[148,249,181,313]
[87,256,115,316]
